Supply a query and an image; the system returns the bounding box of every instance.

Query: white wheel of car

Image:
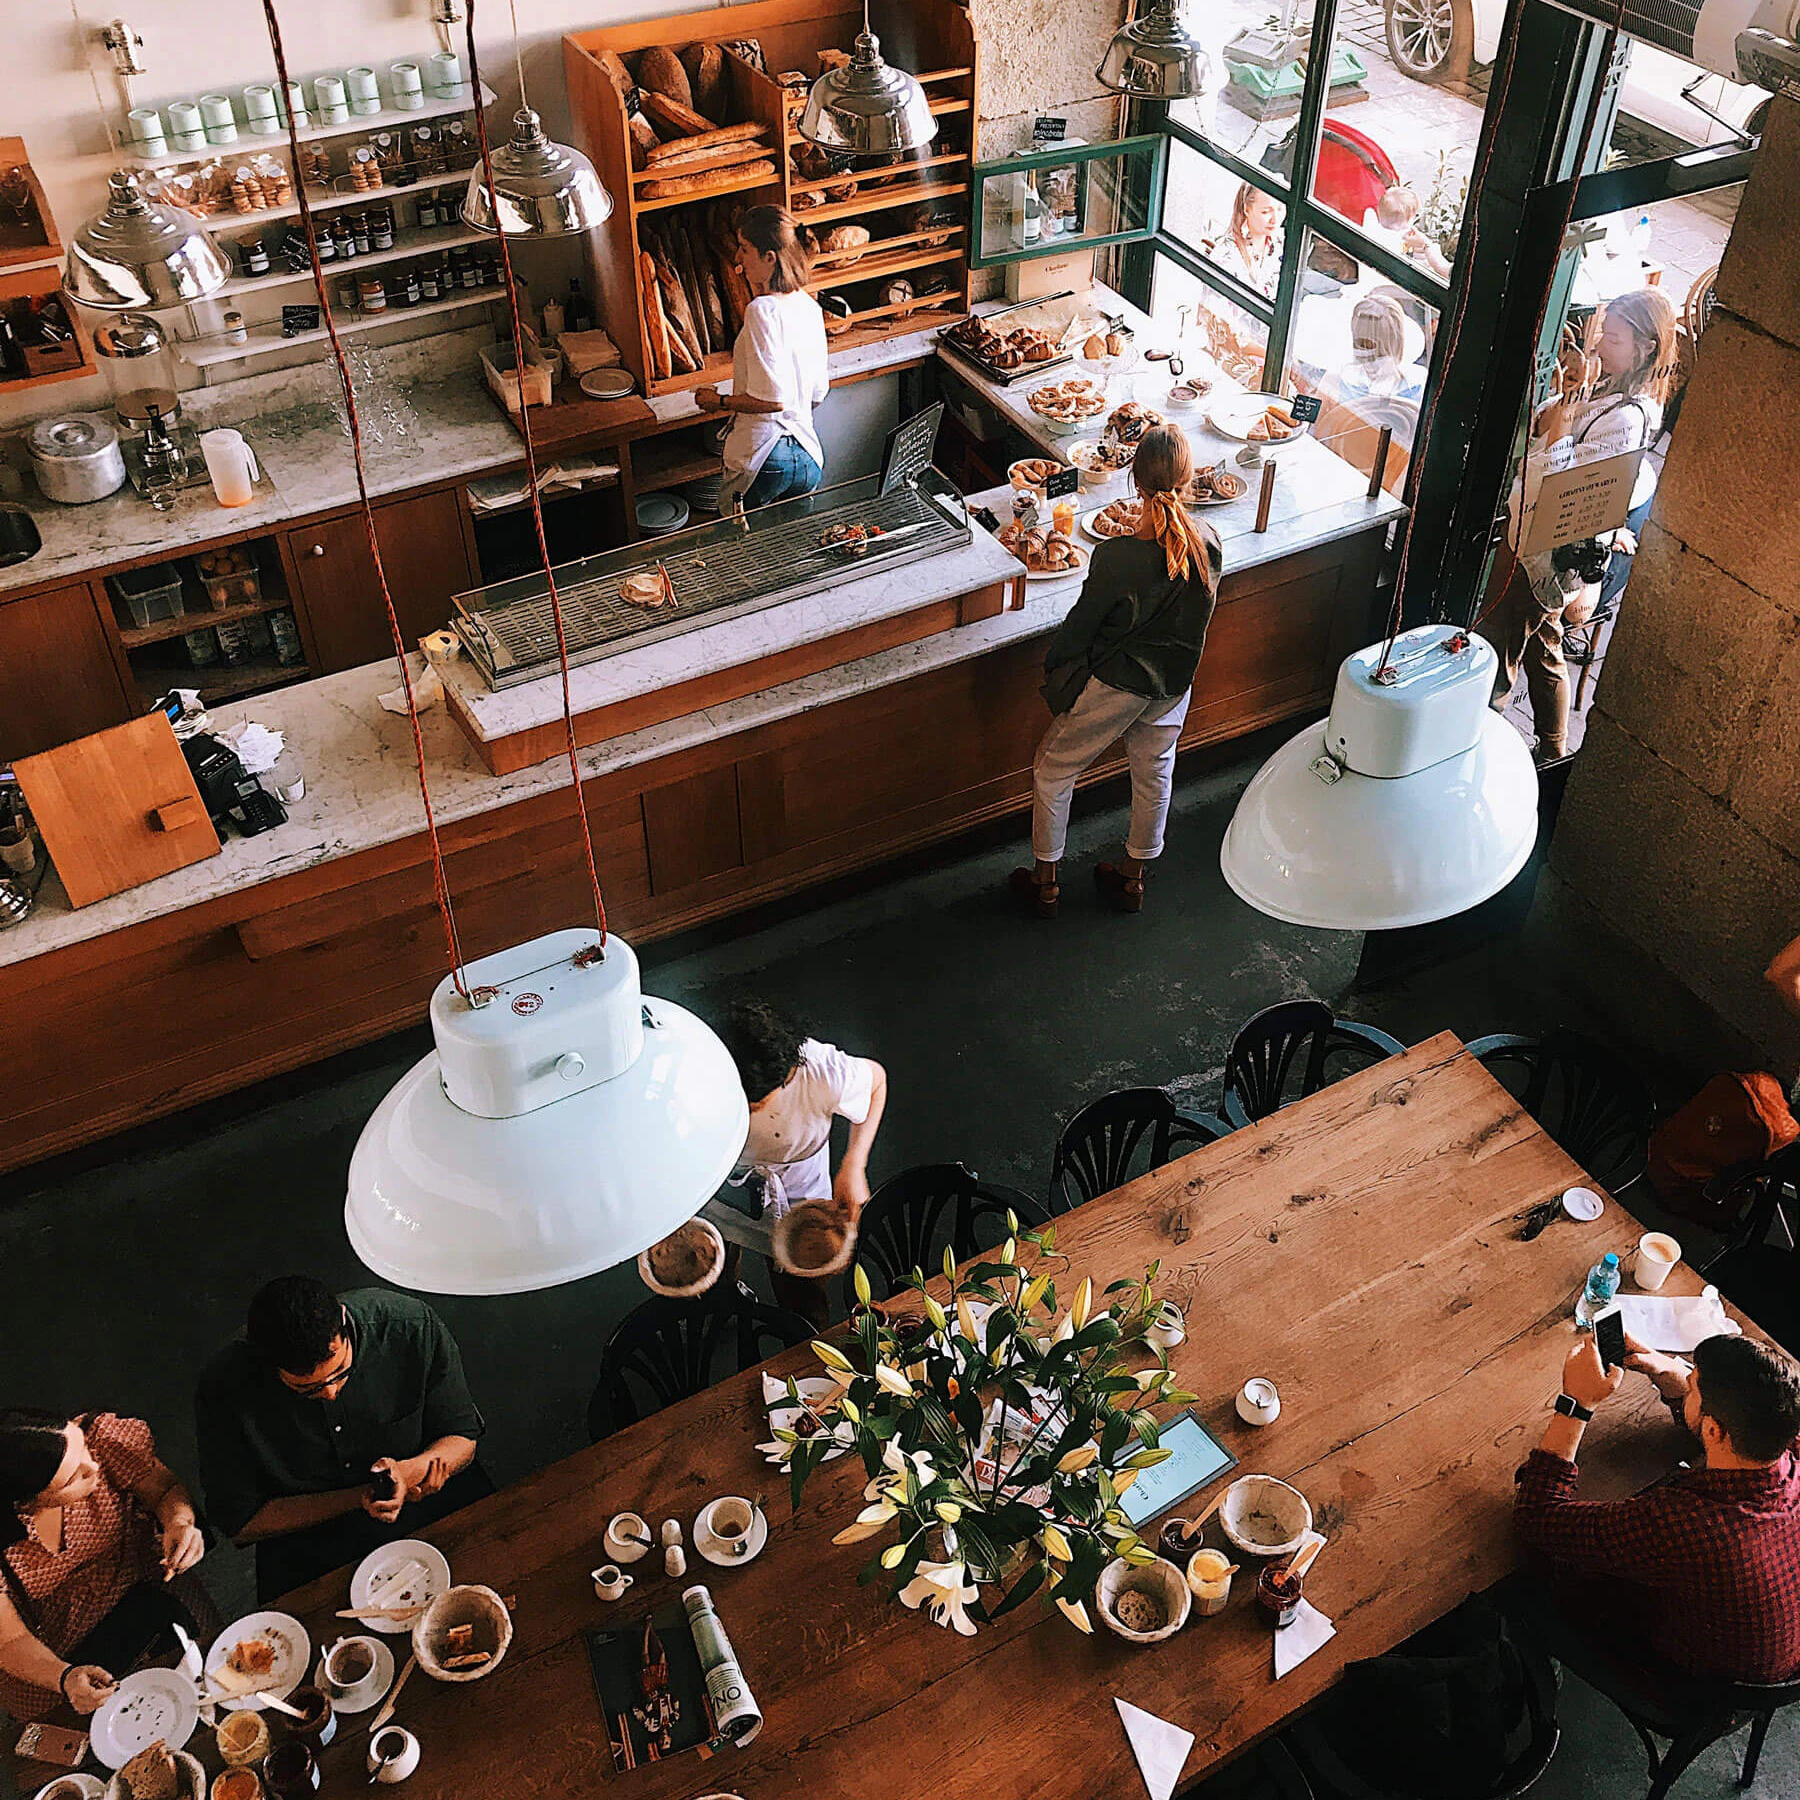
[1383,0,1474,82]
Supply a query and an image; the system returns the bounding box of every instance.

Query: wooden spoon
[1179,1487,1232,1543]
[1287,1536,1327,1582]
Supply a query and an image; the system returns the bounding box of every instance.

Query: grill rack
[455,481,972,690]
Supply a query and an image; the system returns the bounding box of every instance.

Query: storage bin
[110,562,183,628]
[194,547,261,610]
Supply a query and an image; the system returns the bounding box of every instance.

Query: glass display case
[452,470,974,690]
[971,135,1166,269]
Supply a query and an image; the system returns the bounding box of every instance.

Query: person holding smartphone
[195,1277,490,1603]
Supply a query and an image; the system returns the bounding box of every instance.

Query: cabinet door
[288,488,475,674]
[0,581,131,761]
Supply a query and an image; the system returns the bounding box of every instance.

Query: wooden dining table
[264,1031,1722,1797]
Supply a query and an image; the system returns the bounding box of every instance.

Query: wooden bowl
[1218,1475,1312,1559]
[413,1584,512,1683]
[1096,1555,1191,1643]
[771,1199,855,1279]
[637,1217,726,1298]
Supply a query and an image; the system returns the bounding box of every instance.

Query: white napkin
[1615,1287,1742,1354]
[1115,1698,1194,1800]
[1274,1598,1336,1679]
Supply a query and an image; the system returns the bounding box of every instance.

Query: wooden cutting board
[15,712,220,907]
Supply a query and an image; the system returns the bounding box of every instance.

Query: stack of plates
[684,472,724,515]
[578,367,636,400]
[635,491,691,536]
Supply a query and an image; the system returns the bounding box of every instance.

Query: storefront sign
[1520,448,1642,556]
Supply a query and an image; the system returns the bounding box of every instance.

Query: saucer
[311,1634,396,1714]
[694,1498,768,1568]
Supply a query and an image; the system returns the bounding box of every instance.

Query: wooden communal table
[275,1033,1708,1797]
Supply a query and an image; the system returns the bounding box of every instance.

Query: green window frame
[969,133,1169,269]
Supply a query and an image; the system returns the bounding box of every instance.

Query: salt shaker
[664,1544,687,1578]
[660,1519,683,1547]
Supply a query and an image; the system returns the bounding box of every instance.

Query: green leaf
[981,1555,1046,1621]
[1131,1412,1161,1450]
[853,1262,872,1307]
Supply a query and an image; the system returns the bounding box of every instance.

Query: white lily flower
[875,1363,915,1398]
[1056,1442,1099,1474]
[832,1516,892,1545]
[956,1295,979,1344]
[897,1559,980,1637]
[855,1500,899,1526]
[1134,1368,1162,1389]
[1071,1276,1093,1330]
[1056,1596,1094,1634]
[1052,1310,1074,1344]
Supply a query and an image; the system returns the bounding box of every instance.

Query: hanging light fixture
[1220,625,1539,931]
[799,1,937,157]
[346,931,748,1296]
[1096,0,1214,99]
[461,0,612,235]
[64,171,231,310]
[462,106,612,236]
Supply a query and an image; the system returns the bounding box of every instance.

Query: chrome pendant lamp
[1220,626,1540,931]
[799,1,937,158]
[462,106,612,236]
[1096,0,1213,99]
[64,171,231,310]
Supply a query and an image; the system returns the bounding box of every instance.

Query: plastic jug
[200,428,259,507]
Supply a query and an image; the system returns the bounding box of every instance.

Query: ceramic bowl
[1096,1555,1191,1643]
[637,1217,725,1298]
[1219,1475,1312,1559]
[413,1584,512,1683]
[104,1753,204,1800]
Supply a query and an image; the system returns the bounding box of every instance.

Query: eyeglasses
[284,1343,354,1398]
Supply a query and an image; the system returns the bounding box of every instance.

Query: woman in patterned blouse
[0,1410,206,1721]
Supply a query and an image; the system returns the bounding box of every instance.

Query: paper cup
[1635,1231,1681,1292]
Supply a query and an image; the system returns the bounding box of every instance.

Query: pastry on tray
[819,521,885,554]
[1248,403,1299,441]
[1088,498,1143,538]
[1186,464,1248,502]
[1104,400,1165,445]
[997,521,1084,573]
[1070,439,1136,474]
[619,569,676,609]
[1028,378,1106,423]
[1008,457,1063,490]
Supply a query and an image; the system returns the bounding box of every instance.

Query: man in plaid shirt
[1512,1330,1800,1684]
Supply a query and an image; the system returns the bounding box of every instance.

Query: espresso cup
[605,1511,651,1564]
[709,1497,754,1557]
[322,1634,381,1704]
[1147,1300,1186,1349]
[1635,1231,1681,1292]
[592,1563,634,1601]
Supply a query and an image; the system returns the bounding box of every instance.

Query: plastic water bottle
[1576,1252,1621,1327]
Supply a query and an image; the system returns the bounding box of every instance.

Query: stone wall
[1547,94,1800,1079]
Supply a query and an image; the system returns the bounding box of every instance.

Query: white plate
[578,367,636,399]
[310,1633,397,1713]
[759,1372,851,1464]
[348,1539,452,1635]
[1023,547,1087,582]
[34,1777,103,1800]
[1206,394,1307,447]
[694,1498,770,1567]
[89,1668,198,1769]
[1081,505,1138,545]
[203,1611,310,1712]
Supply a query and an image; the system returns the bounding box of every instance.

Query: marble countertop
[0,316,949,600]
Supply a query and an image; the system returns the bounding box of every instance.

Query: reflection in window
[1167,0,1321,171]
[1162,140,1288,304]
[1149,251,1270,388]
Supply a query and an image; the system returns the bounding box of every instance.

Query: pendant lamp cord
[507,0,528,119]
[466,0,610,948]
[260,0,474,1000]
[1370,0,1624,682]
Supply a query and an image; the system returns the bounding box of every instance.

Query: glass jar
[352,211,371,255]
[332,217,355,262]
[359,274,387,313]
[241,236,271,277]
[94,312,180,430]
[419,257,442,301]
[417,190,438,230]
[400,265,421,306]
[222,309,247,345]
[371,204,395,251]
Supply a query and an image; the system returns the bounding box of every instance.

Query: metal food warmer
[451,469,975,692]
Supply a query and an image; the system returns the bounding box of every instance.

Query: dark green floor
[2,740,1792,1798]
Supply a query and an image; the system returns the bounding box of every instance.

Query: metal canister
[27,414,126,504]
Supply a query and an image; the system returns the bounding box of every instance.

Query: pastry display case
[451,467,975,690]
[970,135,1165,269]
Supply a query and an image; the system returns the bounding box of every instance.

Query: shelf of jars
[209,213,491,300]
[182,283,501,367]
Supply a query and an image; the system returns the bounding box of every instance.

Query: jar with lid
[331,217,355,262]
[358,273,387,313]
[336,275,359,311]
[416,190,438,230]
[409,125,443,177]
[370,204,395,251]
[93,313,180,432]
[400,265,421,306]
[418,256,442,301]
[352,211,372,256]
[478,255,498,287]
[222,309,247,345]
[241,236,271,277]
[450,246,476,289]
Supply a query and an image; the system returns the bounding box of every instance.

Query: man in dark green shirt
[195,1277,491,1602]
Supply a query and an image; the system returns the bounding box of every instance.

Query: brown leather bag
[1648,1072,1799,1226]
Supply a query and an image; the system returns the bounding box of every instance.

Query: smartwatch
[1554,1393,1594,1423]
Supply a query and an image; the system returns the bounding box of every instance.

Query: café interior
[2,1,1799,1798]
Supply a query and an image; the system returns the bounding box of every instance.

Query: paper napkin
[1115,1698,1194,1800]
[1274,1599,1337,1679]
[1615,1288,1741,1354]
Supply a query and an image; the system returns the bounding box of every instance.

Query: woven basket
[413,1584,513,1683]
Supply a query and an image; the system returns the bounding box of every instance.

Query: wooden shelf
[787,148,970,199]
[210,222,490,299]
[120,86,493,170]
[632,439,723,489]
[180,286,500,367]
[929,97,972,119]
[808,243,964,295]
[635,167,783,214]
[801,176,967,228]
[812,224,963,272]
[0,138,61,270]
[117,593,292,649]
[199,167,477,234]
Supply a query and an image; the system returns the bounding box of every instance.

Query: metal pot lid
[93,312,170,360]
[27,413,121,458]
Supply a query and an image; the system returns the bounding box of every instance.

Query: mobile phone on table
[16,1723,90,1766]
[1595,1307,1626,1372]
[367,1467,398,1501]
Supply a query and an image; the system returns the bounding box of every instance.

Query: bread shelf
[180,286,499,367]
[799,176,967,227]
[119,86,493,170]
[197,167,477,233]
[209,223,490,299]
[808,243,964,295]
[635,166,783,214]
[787,149,970,201]
[811,225,963,271]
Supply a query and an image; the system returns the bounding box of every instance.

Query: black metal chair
[1287,1634,1560,1800]
[1188,1740,1316,1799]
[1702,1142,1800,1354]
[1604,1669,1800,1799]
[587,1280,815,1441]
[1468,1031,1656,1194]
[845,1162,1046,1308]
[1048,1086,1234,1214]
[1222,1001,1406,1128]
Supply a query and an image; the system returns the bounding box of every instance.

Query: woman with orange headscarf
[1013,426,1223,917]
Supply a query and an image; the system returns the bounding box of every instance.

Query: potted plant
[778,1214,1192,1635]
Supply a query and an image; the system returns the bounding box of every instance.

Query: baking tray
[937,290,1079,386]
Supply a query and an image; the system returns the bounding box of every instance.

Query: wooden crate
[565,0,976,400]
[0,265,96,395]
[0,138,61,270]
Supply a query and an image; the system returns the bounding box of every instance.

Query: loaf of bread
[639,250,671,381]
[819,224,871,264]
[644,121,766,164]
[636,45,692,110]
[639,89,719,140]
[593,49,635,102]
[121,1742,180,1800]
[681,42,729,119]
[638,159,775,200]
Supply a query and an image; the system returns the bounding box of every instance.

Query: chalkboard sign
[1046,465,1081,500]
[1032,116,1068,146]
[879,402,945,494]
[1288,393,1322,423]
[280,304,321,338]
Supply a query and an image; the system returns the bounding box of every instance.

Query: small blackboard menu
[1046,465,1081,500]
[280,304,321,338]
[879,402,945,494]
[1288,393,1322,423]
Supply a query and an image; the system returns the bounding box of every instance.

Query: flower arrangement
[776,1214,1194,1635]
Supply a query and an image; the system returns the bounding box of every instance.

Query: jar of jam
[400,266,421,306]
[419,257,442,302]
[352,211,372,256]
[371,204,395,251]
[1185,1548,1235,1617]
[332,218,355,262]
[241,236,271,277]
[1256,1560,1304,1629]
[358,274,387,313]
[417,190,438,230]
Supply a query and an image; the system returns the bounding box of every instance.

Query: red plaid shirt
[1514,1435,1800,1684]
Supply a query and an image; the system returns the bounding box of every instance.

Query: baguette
[639,158,775,201]
[669,215,711,358]
[638,89,719,139]
[636,45,693,110]
[694,235,726,347]
[653,248,703,372]
[639,250,671,381]
[643,121,767,164]
[637,142,771,181]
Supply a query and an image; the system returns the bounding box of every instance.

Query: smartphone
[1595,1307,1626,1372]
[367,1467,398,1501]
[16,1723,90,1766]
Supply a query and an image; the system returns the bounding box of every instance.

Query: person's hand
[1403,226,1430,255]
[160,1515,205,1579]
[362,1458,407,1525]
[1612,526,1638,556]
[400,1451,451,1503]
[1562,1335,1625,1411]
[692,385,722,413]
[831,1165,870,1222]
[61,1665,116,1714]
[1623,1332,1692,1403]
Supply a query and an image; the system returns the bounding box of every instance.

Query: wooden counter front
[1,528,1377,1174]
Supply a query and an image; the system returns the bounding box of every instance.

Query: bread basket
[104,1751,205,1800]
[1096,1555,1191,1643]
[413,1583,513,1683]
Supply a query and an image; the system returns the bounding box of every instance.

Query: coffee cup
[591,1564,634,1601]
[1635,1231,1681,1292]
[707,1497,755,1558]
[367,1727,421,1784]
[605,1511,651,1564]
[322,1634,381,1706]
[1237,1377,1281,1426]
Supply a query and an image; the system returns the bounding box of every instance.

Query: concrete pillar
[1547,94,1800,1077]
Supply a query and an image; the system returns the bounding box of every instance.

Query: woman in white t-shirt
[695,206,830,513]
